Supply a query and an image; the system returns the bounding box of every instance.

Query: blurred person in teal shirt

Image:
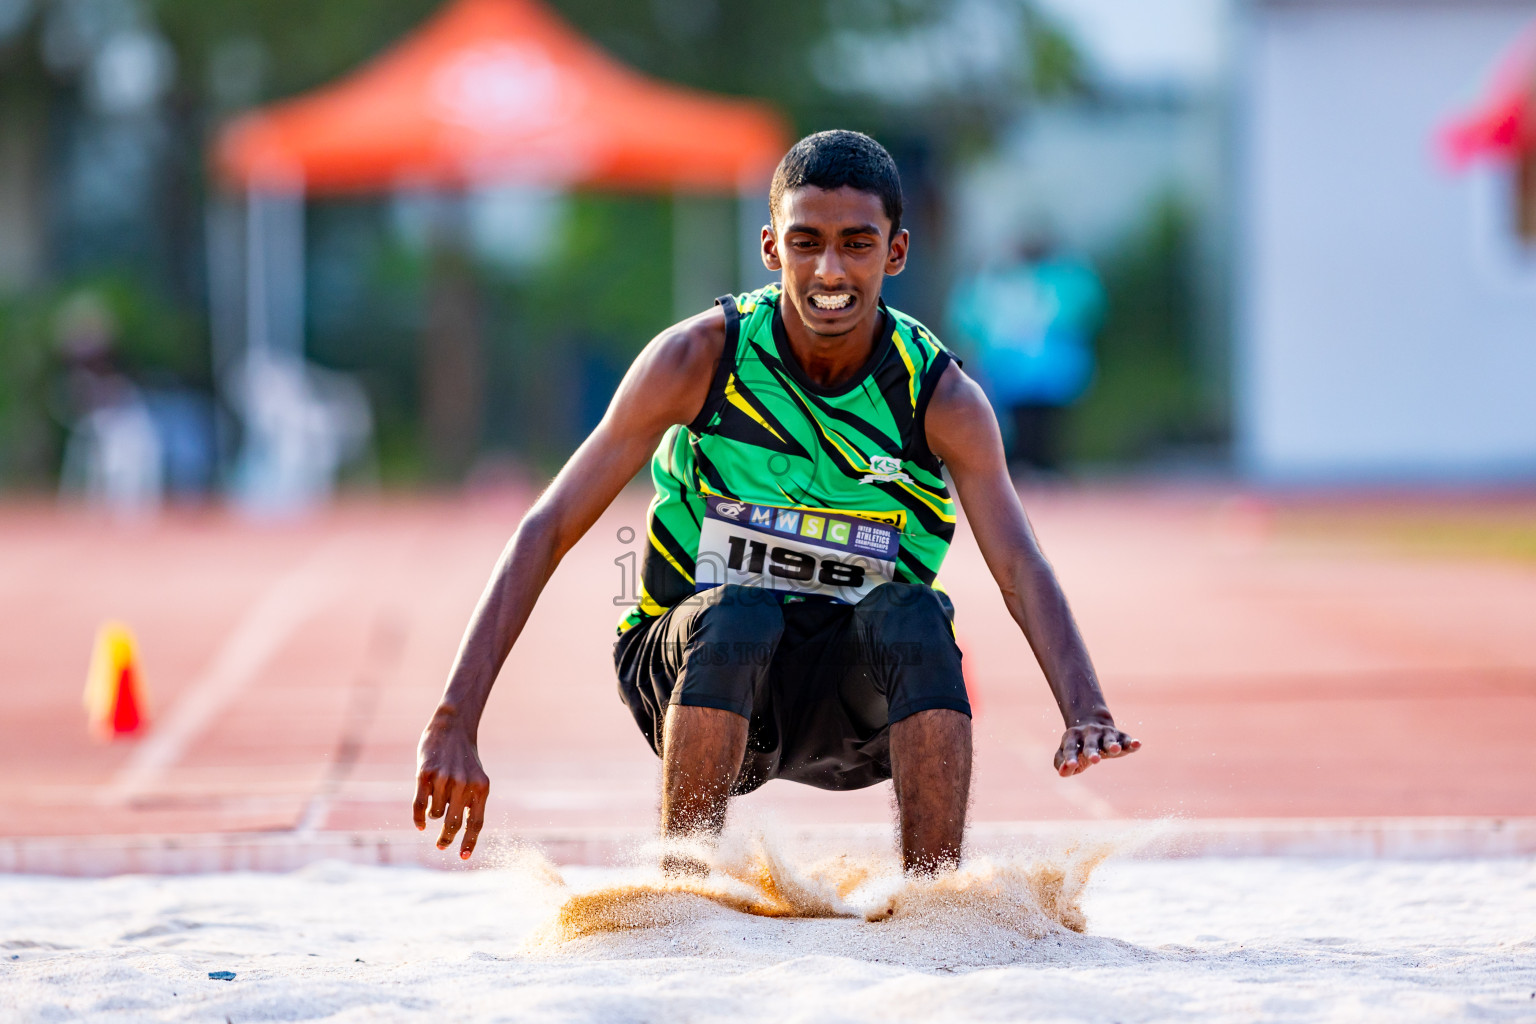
[949,238,1105,475]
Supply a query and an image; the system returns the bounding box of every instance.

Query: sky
[1034,0,1229,88]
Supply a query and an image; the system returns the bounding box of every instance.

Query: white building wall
[1240,0,1536,481]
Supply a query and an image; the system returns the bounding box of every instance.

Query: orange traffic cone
[84,622,149,741]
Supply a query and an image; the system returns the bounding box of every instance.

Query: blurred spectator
[141,389,217,498]
[231,352,373,518]
[949,237,1105,474]
[55,290,163,518]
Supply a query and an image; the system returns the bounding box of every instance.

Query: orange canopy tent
[210,0,791,503]
[1440,17,1536,167]
[214,0,790,194]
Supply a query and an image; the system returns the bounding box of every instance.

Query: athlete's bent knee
[675,584,784,717]
[855,583,968,724]
[691,584,785,642]
[854,582,951,639]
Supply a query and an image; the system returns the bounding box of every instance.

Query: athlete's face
[762,186,908,339]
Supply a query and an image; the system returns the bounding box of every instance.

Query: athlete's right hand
[413,705,490,860]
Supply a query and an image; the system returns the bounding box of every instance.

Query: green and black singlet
[618,284,961,634]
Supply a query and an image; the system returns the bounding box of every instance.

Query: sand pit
[526,831,1113,969]
[2,837,1533,1022]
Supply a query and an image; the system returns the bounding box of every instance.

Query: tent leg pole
[205,195,242,488]
[276,188,305,363]
[246,190,268,361]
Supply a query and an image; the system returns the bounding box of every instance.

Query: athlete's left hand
[1055,720,1140,777]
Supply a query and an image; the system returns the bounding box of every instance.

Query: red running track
[1,485,1533,842]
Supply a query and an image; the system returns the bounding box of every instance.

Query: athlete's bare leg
[890,708,972,873]
[660,704,748,873]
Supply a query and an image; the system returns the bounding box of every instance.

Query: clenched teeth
[811,293,852,310]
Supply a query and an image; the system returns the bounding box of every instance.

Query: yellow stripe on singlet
[648,524,693,584]
[724,374,788,444]
[891,329,919,410]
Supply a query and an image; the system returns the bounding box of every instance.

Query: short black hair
[769,130,904,238]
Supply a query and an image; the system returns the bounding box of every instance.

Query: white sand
[2,842,1533,1023]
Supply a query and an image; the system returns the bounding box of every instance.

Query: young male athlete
[413,130,1139,873]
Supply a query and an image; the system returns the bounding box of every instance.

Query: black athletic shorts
[613,581,969,793]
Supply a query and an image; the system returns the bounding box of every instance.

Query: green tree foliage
[0,295,60,486]
[1066,198,1225,465]
[153,0,441,105]
[148,0,1081,128]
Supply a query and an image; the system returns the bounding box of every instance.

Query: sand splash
[540,833,859,940]
[519,828,1124,966]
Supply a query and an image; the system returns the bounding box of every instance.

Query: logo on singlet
[859,455,913,485]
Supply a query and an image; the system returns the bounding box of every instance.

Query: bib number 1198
[725,535,866,588]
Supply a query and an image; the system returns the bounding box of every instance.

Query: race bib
[695,495,901,604]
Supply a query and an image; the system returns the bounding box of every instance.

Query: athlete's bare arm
[412,307,726,859]
[924,362,1140,778]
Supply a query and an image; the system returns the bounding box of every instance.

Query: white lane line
[99,544,346,806]
[293,610,406,836]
